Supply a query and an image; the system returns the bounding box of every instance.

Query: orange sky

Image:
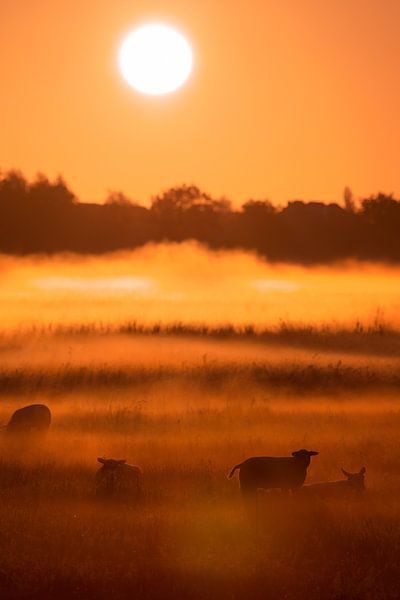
[1,0,399,206]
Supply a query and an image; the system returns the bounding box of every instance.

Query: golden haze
[1,243,400,330]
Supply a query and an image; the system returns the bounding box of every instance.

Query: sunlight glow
[34,277,155,294]
[252,279,300,292]
[119,24,193,95]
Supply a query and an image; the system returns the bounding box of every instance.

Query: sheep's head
[341,467,366,490]
[97,458,127,470]
[292,449,319,458]
[292,449,319,466]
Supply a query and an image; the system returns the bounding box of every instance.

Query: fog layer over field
[1,242,400,330]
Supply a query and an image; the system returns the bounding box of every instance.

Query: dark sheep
[6,404,51,433]
[95,458,142,498]
[297,467,366,498]
[228,449,319,496]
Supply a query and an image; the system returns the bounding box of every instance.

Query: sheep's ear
[97,457,106,464]
[342,468,351,478]
[360,467,366,475]
[309,451,319,456]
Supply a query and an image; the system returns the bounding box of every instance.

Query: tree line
[1,170,399,262]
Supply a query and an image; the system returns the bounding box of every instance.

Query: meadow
[0,323,400,599]
[1,248,400,598]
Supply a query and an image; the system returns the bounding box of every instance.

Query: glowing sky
[1,0,399,205]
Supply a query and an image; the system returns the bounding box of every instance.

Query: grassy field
[0,326,399,598]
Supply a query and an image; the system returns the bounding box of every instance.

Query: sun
[119,24,193,96]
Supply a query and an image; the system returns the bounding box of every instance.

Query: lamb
[95,458,142,498]
[297,467,366,498]
[228,449,319,496]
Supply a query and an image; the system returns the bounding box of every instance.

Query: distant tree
[208,197,232,213]
[1,166,400,262]
[242,199,276,216]
[105,191,135,207]
[151,185,212,212]
[151,184,232,214]
[0,170,28,199]
[52,175,76,205]
[360,193,399,224]
[343,186,356,212]
[359,193,400,259]
[29,173,76,208]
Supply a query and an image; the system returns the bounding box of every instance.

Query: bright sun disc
[119,24,193,95]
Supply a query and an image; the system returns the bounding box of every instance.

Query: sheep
[95,458,142,498]
[297,467,366,498]
[228,449,318,496]
[6,404,51,433]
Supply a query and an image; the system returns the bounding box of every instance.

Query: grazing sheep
[228,449,319,496]
[6,404,51,433]
[297,467,366,498]
[95,458,142,498]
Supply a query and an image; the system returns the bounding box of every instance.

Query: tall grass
[1,360,400,396]
[0,328,399,598]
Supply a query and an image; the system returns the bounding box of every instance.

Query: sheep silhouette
[95,458,142,498]
[297,467,366,498]
[228,449,318,496]
[6,404,51,433]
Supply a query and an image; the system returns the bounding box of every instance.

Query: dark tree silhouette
[0,169,399,262]
[343,186,356,213]
[105,191,136,207]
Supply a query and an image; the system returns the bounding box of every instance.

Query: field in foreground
[0,328,399,599]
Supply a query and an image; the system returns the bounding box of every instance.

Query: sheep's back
[239,456,307,488]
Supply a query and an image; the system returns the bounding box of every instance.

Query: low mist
[1,242,400,331]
